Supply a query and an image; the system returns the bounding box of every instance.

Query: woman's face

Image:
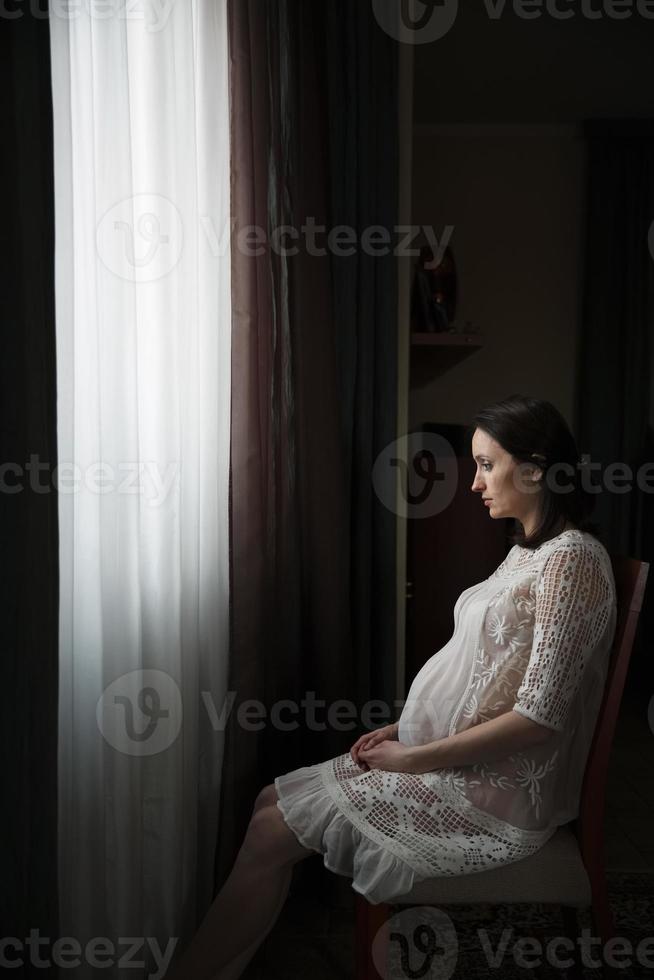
[470,428,543,532]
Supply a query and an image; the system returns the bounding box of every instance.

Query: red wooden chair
[355,554,649,980]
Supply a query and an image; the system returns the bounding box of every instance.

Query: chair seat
[390,825,592,908]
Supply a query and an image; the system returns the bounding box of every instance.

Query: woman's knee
[241,805,311,868]
[253,783,278,812]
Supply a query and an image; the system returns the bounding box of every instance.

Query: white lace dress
[274,529,617,905]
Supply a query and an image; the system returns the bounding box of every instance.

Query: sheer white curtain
[49,2,231,975]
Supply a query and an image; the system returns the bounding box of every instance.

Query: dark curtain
[576,120,654,695]
[0,10,60,972]
[325,2,399,709]
[216,0,398,899]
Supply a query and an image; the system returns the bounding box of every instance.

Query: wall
[409,123,587,432]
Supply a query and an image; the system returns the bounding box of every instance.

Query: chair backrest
[576,554,649,864]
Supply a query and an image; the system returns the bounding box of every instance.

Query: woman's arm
[407,709,553,774]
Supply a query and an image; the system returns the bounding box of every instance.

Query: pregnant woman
[166,393,618,980]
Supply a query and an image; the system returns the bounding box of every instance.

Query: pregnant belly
[398,638,472,746]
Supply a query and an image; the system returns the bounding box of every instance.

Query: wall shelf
[410,331,483,386]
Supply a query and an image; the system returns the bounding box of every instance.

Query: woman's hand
[350,722,399,770]
[358,739,417,774]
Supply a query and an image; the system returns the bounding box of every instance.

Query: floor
[245,685,654,978]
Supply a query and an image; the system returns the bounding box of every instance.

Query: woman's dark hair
[466,393,602,551]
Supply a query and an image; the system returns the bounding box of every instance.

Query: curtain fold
[325,0,399,707]
[217,0,399,902]
[0,12,60,966]
[576,119,654,693]
[50,2,232,973]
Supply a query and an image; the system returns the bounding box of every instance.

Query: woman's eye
[482,463,492,471]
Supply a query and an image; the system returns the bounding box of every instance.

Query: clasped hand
[350,722,417,774]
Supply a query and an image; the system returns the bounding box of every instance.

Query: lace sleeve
[512,541,615,733]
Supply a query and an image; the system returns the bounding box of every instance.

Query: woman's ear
[529,454,546,483]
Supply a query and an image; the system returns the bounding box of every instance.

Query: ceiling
[413,4,654,122]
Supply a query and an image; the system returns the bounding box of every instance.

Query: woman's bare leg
[208,786,306,980]
[208,862,294,980]
[165,786,315,980]
[184,786,289,980]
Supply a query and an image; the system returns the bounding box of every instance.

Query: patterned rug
[382,871,654,980]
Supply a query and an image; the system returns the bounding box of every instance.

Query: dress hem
[274,756,557,906]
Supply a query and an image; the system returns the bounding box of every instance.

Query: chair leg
[588,866,615,945]
[355,893,391,980]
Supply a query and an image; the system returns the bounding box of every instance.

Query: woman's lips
[484,499,492,506]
